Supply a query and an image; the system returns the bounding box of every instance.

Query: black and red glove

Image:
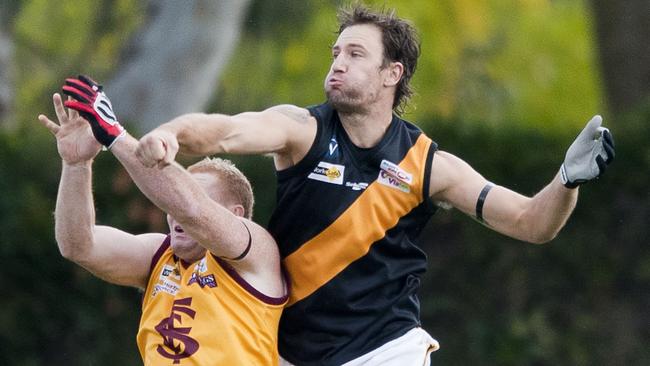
[62,75,126,148]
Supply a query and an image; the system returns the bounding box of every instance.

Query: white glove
[560,115,615,188]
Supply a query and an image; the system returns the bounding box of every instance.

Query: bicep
[79,226,165,288]
[200,105,315,157]
[430,151,530,236]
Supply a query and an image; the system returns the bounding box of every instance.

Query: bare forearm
[55,161,96,260]
[111,134,246,257]
[520,173,578,243]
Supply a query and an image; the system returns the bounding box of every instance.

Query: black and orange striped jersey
[268,102,438,365]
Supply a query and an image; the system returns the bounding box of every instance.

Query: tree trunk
[107,0,251,133]
[591,0,650,114]
[0,0,17,129]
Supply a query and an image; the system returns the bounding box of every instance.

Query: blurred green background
[0,0,648,365]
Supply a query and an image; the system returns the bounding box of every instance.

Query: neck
[338,103,394,148]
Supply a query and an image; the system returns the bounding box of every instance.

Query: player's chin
[171,237,197,252]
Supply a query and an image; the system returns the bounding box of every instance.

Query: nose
[331,54,346,73]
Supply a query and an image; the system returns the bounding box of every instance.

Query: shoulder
[266,104,312,124]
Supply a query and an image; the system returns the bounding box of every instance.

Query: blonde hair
[187,157,254,220]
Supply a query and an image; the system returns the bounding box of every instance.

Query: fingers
[67,96,79,119]
[53,93,68,124]
[136,135,167,168]
[78,74,101,90]
[164,137,179,164]
[64,78,94,100]
[37,114,60,135]
[596,155,607,177]
[587,115,603,129]
[64,99,93,115]
[595,127,615,164]
[580,115,603,139]
[62,83,92,104]
[603,129,614,149]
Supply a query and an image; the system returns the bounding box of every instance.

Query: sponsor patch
[308,161,345,185]
[377,170,410,193]
[152,277,181,297]
[187,273,217,288]
[380,159,413,184]
[161,264,181,280]
[151,263,182,297]
[345,181,368,191]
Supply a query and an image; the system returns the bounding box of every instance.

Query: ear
[229,204,246,218]
[384,61,404,87]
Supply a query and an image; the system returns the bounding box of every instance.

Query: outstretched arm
[38,93,164,288]
[62,76,284,296]
[431,116,614,244]
[135,104,316,171]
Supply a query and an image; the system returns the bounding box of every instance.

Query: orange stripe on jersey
[284,134,433,305]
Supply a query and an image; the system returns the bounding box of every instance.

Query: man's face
[325,24,387,113]
[167,172,229,263]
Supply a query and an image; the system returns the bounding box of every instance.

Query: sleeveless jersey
[137,237,288,365]
[268,103,438,365]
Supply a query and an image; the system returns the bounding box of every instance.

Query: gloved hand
[62,75,126,149]
[560,115,615,188]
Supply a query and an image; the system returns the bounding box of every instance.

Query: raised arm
[135,104,317,171]
[430,116,614,244]
[38,93,164,288]
[61,76,284,295]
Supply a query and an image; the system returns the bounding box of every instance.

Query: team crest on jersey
[155,297,199,362]
[328,137,339,157]
[308,161,345,185]
[152,264,182,297]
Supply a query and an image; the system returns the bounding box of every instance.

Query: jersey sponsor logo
[155,297,200,363]
[345,181,368,191]
[308,161,345,185]
[380,159,413,184]
[187,273,217,288]
[152,264,182,297]
[377,170,410,193]
[162,264,181,280]
[187,258,217,288]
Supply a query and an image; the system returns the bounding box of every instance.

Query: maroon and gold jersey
[137,238,287,365]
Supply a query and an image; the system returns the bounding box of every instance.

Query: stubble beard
[326,88,367,115]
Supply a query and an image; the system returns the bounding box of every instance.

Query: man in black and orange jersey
[38,77,288,365]
[132,4,614,366]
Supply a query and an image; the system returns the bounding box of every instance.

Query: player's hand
[38,93,102,165]
[136,129,180,168]
[62,75,126,148]
[560,115,615,188]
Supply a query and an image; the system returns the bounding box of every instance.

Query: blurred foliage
[215,0,603,134]
[0,0,647,365]
[417,104,650,365]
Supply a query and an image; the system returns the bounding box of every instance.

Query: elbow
[527,229,560,245]
[56,240,80,262]
[54,232,89,264]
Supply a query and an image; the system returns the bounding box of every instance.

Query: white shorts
[280,327,439,366]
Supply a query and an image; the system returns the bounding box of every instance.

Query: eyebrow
[331,43,368,52]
